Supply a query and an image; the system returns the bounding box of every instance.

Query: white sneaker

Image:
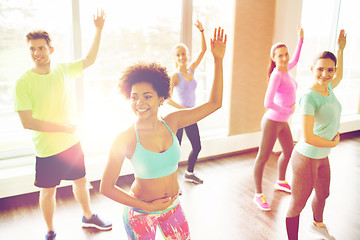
[184,171,204,184]
[310,223,336,240]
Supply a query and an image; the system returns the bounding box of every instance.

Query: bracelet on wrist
[200,29,204,32]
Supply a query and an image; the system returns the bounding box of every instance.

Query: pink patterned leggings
[123,203,190,240]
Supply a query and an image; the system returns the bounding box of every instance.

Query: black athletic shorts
[34,142,86,188]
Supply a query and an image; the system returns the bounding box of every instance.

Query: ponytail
[268,42,287,80]
[268,60,276,79]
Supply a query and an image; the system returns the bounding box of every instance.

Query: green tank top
[131,120,181,179]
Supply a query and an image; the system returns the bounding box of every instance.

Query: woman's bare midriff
[130,170,179,202]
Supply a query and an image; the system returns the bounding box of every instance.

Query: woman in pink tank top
[253,26,304,211]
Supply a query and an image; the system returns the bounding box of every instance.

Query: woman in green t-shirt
[286,30,346,240]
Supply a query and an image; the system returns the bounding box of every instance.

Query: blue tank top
[173,69,197,108]
[130,120,181,179]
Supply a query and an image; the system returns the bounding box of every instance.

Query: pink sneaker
[253,194,271,211]
[274,181,291,193]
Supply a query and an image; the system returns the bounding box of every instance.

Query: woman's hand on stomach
[142,194,177,212]
[132,171,179,200]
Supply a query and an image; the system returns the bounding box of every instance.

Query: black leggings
[176,123,202,173]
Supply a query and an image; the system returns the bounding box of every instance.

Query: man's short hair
[26,30,52,47]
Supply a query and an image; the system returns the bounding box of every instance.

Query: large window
[337,0,360,114]
[78,0,182,156]
[78,0,234,156]
[0,0,234,161]
[295,0,360,122]
[0,0,72,158]
[191,0,233,138]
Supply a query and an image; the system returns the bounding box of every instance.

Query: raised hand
[297,25,304,39]
[332,29,346,87]
[338,29,346,50]
[93,8,106,30]
[195,20,204,32]
[210,27,227,60]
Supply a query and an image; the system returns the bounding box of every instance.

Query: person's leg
[78,179,112,230]
[286,151,315,239]
[176,128,184,145]
[286,215,299,240]
[122,206,157,240]
[59,143,92,218]
[62,143,112,230]
[184,123,201,173]
[254,118,279,194]
[253,118,280,210]
[157,204,190,239]
[309,158,335,239]
[287,151,314,216]
[39,187,57,232]
[312,157,331,223]
[275,122,294,193]
[277,122,294,181]
[183,123,203,184]
[73,176,92,219]
[35,154,62,238]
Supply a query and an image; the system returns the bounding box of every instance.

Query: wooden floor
[0,131,359,240]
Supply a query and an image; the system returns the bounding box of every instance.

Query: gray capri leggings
[287,150,330,222]
[254,117,294,193]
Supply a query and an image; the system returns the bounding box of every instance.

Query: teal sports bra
[131,120,181,179]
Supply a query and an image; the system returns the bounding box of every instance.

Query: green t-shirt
[14,60,83,157]
[295,82,342,159]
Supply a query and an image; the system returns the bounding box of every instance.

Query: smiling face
[174,46,188,68]
[311,58,337,86]
[28,38,53,67]
[130,82,164,120]
[272,46,289,69]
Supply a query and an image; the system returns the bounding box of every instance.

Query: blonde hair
[172,43,189,69]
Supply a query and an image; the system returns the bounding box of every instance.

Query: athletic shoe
[274,181,292,193]
[184,171,204,184]
[45,230,56,240]
[253,194,271,211]
[310,223,336,240]
[82,214,112,230]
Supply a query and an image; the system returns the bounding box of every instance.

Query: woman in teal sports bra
[100,27,227,240]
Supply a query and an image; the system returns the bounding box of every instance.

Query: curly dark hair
[119,62,171,100]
